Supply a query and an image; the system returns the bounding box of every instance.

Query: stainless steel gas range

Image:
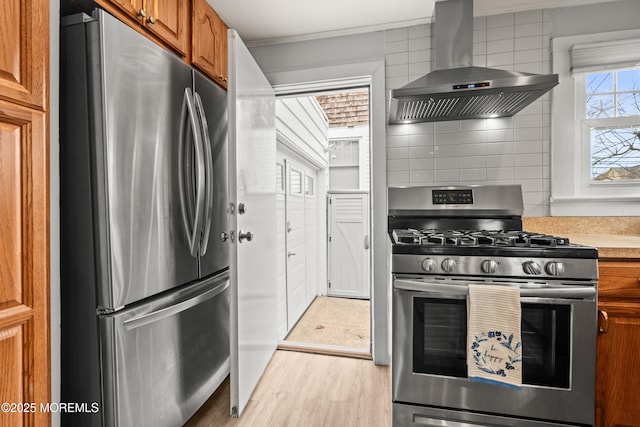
[389,185,598,427]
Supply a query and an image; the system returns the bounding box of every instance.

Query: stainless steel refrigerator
[60,10,230,426]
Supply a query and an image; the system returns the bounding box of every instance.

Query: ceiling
[207,0,622,45]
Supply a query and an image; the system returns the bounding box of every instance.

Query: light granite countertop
[523,217,640,260]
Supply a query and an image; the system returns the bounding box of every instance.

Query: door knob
[147,16,156,24]
[287,251,296,257]
[238,203,246,215]
[220,232,229,242]
[137,8,146,18]
[238,230,253,243]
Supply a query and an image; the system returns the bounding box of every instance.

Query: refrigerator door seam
[123,279,230,330]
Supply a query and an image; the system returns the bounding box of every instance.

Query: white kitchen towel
[467,284,522,388]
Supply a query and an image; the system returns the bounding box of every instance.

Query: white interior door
[285,160,307,330]
[228,29,277,417]
[328,192,371,299]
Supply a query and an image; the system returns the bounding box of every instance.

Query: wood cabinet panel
[97,0,188,57]
[598,261,640,300]
[596,301,640,427]
[192,0,228,88]
[0,0,47,109]
[0,99,49,425]
[145,0,188,56]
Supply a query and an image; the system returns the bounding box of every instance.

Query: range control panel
[432,189,474,205]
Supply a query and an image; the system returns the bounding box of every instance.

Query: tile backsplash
[384,10,551,216]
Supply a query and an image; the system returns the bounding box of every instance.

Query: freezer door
[89,10,198,309]
[98,271,230,427]
[193,70,230,277]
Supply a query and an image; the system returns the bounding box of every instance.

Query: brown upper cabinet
[97,0,189,56]
[192,0,228,88]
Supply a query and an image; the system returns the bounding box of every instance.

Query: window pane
[591,125,640,180]
[617,92,640,116]
[305,176,314,195]
[586,94,614,118]
[290,169,302,194]
[586,72,613,94]
[617,69,640,92]
[276,163,284,191]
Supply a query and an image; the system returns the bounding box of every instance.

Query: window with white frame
[551,31,640,215]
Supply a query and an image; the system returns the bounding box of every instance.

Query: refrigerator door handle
[179,88,206,257]
[194,91,214,256]
[123,279,230,330]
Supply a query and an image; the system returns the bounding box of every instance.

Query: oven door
[392,277,597,426]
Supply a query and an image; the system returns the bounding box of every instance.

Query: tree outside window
[586,69,640,181]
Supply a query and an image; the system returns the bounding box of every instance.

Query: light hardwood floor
[185,350,392,426]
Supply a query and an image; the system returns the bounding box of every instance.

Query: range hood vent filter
[388,0,558,124]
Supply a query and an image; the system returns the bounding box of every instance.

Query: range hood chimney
[388,0,558,124]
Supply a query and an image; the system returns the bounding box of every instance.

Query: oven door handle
[394,279,596,299]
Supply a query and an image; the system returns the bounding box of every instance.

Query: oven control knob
[545,261,565,276]
[481,259,498,274]
[422,258,437,272]
[441,258,457,273]
[522,260,542,275]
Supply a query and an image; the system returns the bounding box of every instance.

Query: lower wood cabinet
[596,260,640,427]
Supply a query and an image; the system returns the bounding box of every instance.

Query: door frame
[272,70,385,363]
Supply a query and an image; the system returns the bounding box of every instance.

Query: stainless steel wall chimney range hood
[388,0,558,124]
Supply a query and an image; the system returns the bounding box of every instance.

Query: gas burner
[392,229,571,248]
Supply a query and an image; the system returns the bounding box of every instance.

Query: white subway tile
[474,16,487,30]
[460,143,486,156]
[515,166,543,180]
[410,146,435,158]
[488,26,515,42]
[386,51,408,66]
[515,10,543,25]
[435,121,460,133]
[515,48,542,64]
[487,52,514,67]
[514,114,542,129]
[486,128,513,142]
[385,28,408,43]
[516,23,543,38]
[473,55,487,67]
[409,133,434,147]
[473,29,487,43]
[435,157,460,169]
[409,49,430,63]
[409,61,430,76]
[434,144,459,158]
[410,158,434,171]
[435,169,460,182]
[486,117,513,130]
[487,167,514,180]
[387,147,410,160]
[514,126,543,141]
[409,24,429,39]
[515,62,543,74]
[515,35,542,51]
[434,132,460,145]
[461,119,487,132]
[487,39,514,55]
[384,39,408,54]
[519,179,542,192]
[461,168,487,182]
[408,122,434,136]
[409,37,429,52]
[487,154,514,168]
[386,123,411,136]
[411,170,435,185]
[514,153,542,167]
[386,64,409,79]
[387,171,410,186]
[459,130,486,144]
[386,76,409,90]
[474,42,487,55]
[459,156,486,169]
[487,13,514,29]
[386,134,410,148]
[486,141,514,155]
[387,159,410,171]
[514,140,543,154]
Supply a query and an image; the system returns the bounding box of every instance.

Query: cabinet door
[144,0,188,56]
[192,0,227,88]
[101,0,144,20]
[596,301,640,427]
[0,100,49,427]
[0,0,47,109]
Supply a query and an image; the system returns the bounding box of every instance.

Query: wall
[384,11,552,215]
[251,0,640,218]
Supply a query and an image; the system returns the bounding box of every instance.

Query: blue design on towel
[470,331,522,388]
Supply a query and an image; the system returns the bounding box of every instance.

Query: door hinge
[328,281,331,288]
[328,235,331,242]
